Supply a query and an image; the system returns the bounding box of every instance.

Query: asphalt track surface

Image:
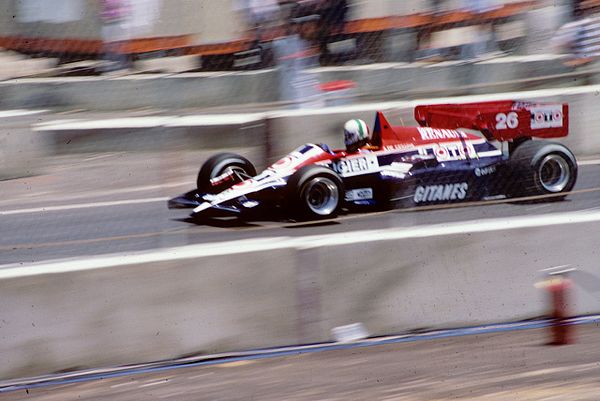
[1,152,600,266]
[2,319,600,400]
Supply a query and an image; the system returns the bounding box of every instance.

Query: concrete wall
[0,0,15,36]
[0,248,299,379]
[196,0,245,43]
[0,128,48,180]
[9,0,101,40]
[1,217,599,379]
[0,72,281,110]
[524,2,571,55]
[0,57,580,110]
[0,112,50,180]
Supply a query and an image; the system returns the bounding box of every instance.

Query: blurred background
[0,1,597,93]
[3,0,600,399]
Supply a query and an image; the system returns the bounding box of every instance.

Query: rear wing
[414,101,569,141]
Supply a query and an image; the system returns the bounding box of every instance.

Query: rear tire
[507,140,577,200]
[197,153,256,194]
[286,165,344,220]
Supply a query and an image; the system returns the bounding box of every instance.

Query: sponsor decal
[383,143,416,151]
[345,188,374,201]
[433,142,478,162]
[414,183,468,203]
[530,106,563,129]
[418,127,468,141]
[380,162,413,179]
[474,165,497,177]
[333,154,379,177]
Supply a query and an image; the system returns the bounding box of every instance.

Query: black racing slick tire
[196,153,257,194]
[286,165,344,221]
[507,140,577,200]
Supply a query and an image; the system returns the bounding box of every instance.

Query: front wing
[168,189,270,218]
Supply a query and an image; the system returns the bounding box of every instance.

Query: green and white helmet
[344,119,370,151]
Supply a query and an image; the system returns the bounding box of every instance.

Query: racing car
[168,100,577,221]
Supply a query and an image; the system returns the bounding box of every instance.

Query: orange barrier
[184,40,250,56]
[0,36,102,55]
[0,35,191,56]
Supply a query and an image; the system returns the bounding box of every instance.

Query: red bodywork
[413,101,569,141]
[370,111,482,149]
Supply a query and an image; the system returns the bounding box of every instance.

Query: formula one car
[168,101,577,221]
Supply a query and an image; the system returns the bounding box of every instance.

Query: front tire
[197,153,256,194]
[286,165,344,220]
[507,140,577,200]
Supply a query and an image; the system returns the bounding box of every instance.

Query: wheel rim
[304,177,339,216]
[538,154,570,193]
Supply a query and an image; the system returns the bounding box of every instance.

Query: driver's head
[344,119,370,152]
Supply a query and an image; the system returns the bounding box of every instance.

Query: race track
[1,152,599,266]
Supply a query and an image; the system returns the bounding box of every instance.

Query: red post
[546,275,574,345]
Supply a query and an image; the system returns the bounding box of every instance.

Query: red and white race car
[169,100,577,221]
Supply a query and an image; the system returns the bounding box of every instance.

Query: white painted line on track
[0,109,47,118]
[2,209,600,278]
[33,117,176,131]
[139,380,169,388]
[0,197,168,216]
[34,118,85,127]
[187,373,214,379]
[167,114,265,127]
[578,159,600,166]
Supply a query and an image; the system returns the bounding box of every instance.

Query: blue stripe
[2,315,599,393]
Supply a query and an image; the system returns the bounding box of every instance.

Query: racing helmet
[344,119,370,152]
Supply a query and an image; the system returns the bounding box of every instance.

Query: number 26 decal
[495,112,519,129]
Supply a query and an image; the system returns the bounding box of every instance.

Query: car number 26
[495,112,519,129]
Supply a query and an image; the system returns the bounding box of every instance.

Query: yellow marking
[216,360,255,368]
